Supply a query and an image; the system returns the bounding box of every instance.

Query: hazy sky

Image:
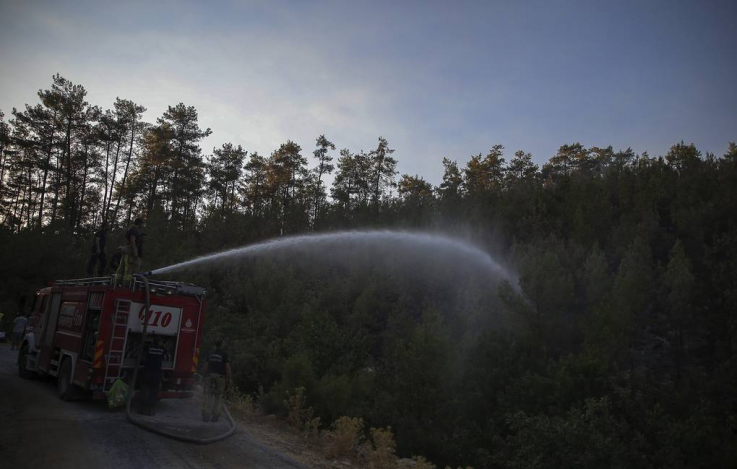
[1,0,735,184]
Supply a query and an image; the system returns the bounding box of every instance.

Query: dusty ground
[0,343,332,468]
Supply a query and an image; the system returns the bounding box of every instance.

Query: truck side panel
[37,291,62,373]
[25,281,206,400]
[53,298,86,350]
[90,289,204,397]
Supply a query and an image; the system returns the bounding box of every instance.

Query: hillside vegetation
[1,75,737,468]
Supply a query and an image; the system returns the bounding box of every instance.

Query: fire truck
[17,276,206,401]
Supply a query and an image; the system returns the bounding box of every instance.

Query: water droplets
[151,231,512,282]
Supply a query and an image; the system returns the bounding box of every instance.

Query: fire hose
[124,273,237,444]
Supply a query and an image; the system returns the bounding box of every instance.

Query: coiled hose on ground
[124,273,237,444]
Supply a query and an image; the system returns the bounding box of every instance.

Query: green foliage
[322,416,365,459]
[367,427,398,469]
[413,455,437,469]
[2,75,737,468]
[285,386,320,434]
[495,398,638,469]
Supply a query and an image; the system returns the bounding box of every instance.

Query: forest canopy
[1,74,737,468]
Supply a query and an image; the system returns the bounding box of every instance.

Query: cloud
[2,0,736,186]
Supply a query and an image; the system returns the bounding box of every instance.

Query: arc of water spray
[150,230,514,282]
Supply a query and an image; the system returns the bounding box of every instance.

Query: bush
[323,416,365,459]
[285,386,319,434]
[367,427,398,469]
[224,383,255,418]
[412,456,436,469]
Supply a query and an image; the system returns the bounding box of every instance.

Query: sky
[1,0,736,184]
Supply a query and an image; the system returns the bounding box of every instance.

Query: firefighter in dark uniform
[202,339,231,422]
[139,335,166,416]
[86,221,108,277]
[116,217,144,285]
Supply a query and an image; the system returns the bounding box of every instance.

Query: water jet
[150,230,513,284]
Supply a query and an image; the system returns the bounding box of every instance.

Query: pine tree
[153,103,211,225]
[609,237,654,370]
[437,157,463,199]
[464,144,505,193]
[312,134,335,223]
[332,149,371,209]
[725,142,737,161]
[268,141,308,232]
[369,137,397,206]
[505,150,538,185]
[110,99,147,226]
[43,74,90,227]
[208,143,246,213]
[662,240,696,386]
[665,141,701,173]
[545,143,588,178]
[242,151,268,216]
[398,174,433,203]
[11,99,59,228]
[0,110,10,194]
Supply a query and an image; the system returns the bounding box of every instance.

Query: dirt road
[0,344,309,468]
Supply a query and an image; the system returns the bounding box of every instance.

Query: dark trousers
[87,252,107,277]
[139,373,161,415]
[202,374,226,421]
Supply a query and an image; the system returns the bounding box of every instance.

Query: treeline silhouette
[1,74,737,468]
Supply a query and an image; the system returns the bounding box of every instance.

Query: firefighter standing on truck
[202,339,231,422]
[86,221,108,277]
[116,217,144,285]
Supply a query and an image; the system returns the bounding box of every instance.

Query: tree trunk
[30,169,41,228]
[0,146,5,193]
[373,171,381,205]
[313,162,324,224]
[127,198,133,225]
[254,177,261,216]
[76,144,90,230]
[230,182,236,212]
[64,119,73,225]
[25,166,35,228]
[38,109,57,228]
[50,151,61,225]
[102,138,112,223]
[112,125,136,224]
[18,176,27,230]
[147,166,161,215]
[170,139,185,223]
[105,138,123,221]
[10,179,21,230]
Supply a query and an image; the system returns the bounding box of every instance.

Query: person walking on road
[11,313,27,351]
[116,217,144,285]
[86,221,108,277]
[202,339,231,422]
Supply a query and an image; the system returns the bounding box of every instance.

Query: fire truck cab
[18,276,205,400]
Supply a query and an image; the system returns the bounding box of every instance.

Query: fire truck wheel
[57,358,76,401]
[18,344,34,379]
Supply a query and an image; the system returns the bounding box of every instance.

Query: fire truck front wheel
[57,358,77,401]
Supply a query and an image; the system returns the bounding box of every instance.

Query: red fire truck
[17,276,206,400]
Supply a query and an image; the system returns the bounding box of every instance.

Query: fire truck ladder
[103,300,131,391]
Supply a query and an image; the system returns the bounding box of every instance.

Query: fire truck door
[39,293,62,347]
[31,294,48,328]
